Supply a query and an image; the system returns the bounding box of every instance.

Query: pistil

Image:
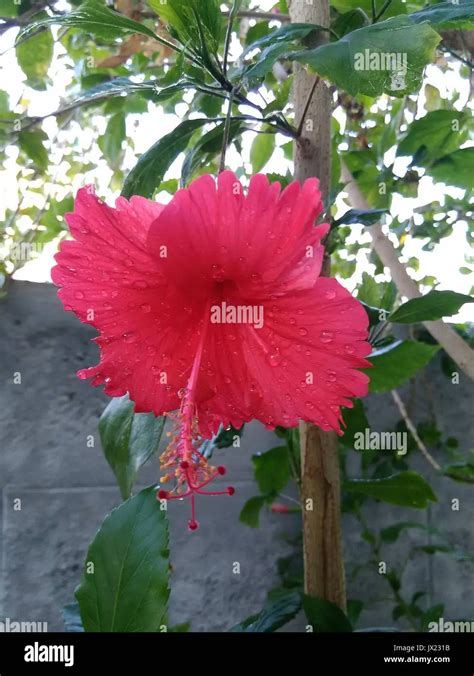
[157,299,235,530]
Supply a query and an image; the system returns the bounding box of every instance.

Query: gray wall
[0,281,473,631]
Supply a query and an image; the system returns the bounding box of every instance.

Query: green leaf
[37,195,74,242]
[334,208,388,226]
[16,27,53,90]
[397,111,469,166]
[331,0,405,20]
[442,462,474,484]
[244,22,321,55]
[357,271,382,308]
[148,0,222,53]
[214,424,244,449]
[170,622,191,632]
[303,595,353,632]
[244,43,294,79]
[75,487,169,631]
[332,8,369,37]
[19,0,163,45]
[199,423,245,460]
[242,23,324,80]
[341,399,370,448]
[428,147,474,189]
[252,446,290,495]
[181,120,243,185]
[64,78,159,107]
[366,341,440,393]
[346,599,364,627]
[389,290,474,324]
[18,129,48,171]
[99,394,165,500]
[290,17,441,97]
[411,1,474,28]
[239,495,268,528]
[98,112,126,166]
[121,118,209,199]
[380,521,440,544]
[231,589,301,632]
[250,133,275,173]
[344,471,437,508]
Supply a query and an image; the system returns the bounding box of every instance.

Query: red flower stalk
[52,172,371,530]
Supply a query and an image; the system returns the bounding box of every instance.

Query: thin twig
[374,0,393,22]
[296,76,320,137]
[371,0,377,23]
[391,389,442,471]
[223,0,239,76]
[442,46,473,68]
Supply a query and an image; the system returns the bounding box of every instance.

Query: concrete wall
[0,281,473,631]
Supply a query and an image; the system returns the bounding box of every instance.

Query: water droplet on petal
[211,264,225,282]
[327,371,337,382]
[140,303,151,314]
[320,330,334,344]
[250,272,261,284]
[325,289,336,300]
[299,327,308,336]
[305,401,314,410]
[74,290,85,299]
[344,344,355,354]
[268,350,282,367]
[147,346,156,356]
[161,353,171,366]
[123,332,137,344]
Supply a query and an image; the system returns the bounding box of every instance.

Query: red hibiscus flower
[52,172,371,529]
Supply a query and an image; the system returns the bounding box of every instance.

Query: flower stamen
[156,300,235,530]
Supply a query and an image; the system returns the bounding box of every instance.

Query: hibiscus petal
[52,186,206,410]
[147,171,327,297]
[195,277,370,436]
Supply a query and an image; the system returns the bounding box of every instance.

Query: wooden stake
[289,0,346,610]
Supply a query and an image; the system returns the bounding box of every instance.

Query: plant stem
[371,0,377,22]
[223,0,239,76]
[219,88,236,173]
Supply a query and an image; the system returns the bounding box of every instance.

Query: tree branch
[391,390,442,471]
[228,10,290,22]
[341,161,474,381]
